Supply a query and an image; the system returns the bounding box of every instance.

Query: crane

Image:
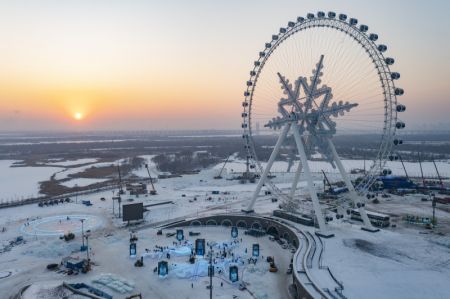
[286,147,296,172]
[117,165,124,195]
[398,154,410,180]
[145,163,157,195]
[432,158,444,189]
[214,154,232,179]
[418,152,426,187]
[321,170,333,192]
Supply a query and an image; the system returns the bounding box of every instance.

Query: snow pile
[172,259,209,279]
[92,273,135,294]
[22,281,71,299]
[22,240,80,258]
[143,245,193,259]
[171,245,193,256]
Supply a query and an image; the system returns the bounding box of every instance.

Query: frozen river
[0,160,61,201]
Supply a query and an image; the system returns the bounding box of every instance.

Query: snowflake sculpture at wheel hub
[241,11,407,234]
[266,55,357,167]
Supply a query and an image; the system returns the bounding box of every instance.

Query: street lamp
[80,218,85,247]
[85,233,90,263]
[432,197,437,226]
[75,184,78,204]
[207,245,214,299]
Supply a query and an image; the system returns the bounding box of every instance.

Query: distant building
[126,183,147,195]
[62,257,87,271]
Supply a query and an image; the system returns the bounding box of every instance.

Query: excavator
[145,164,157,195]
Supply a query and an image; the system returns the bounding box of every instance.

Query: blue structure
[195,238,205,256]
[158,260,169,276]
[176,229,184,241]
[63,257,85,271]
[129,243,137,257]
[252,244,260,257]
[231,226,238,238]
[69,283,112,299]
[229,265,239,282]
[377,175,416,189]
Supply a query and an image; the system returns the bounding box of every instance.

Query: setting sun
[74,112,83,120]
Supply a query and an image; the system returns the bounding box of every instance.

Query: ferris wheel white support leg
[327,139,378,232]
[292,124,329,235]
[243,123,291,213]
[289,161,303,200]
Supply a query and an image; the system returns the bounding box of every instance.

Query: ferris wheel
[241,11,406,232]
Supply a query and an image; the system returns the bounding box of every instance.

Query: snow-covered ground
[2,155,449,202]
[132,155,159,178]
[53,161,117,181]
[215,158,450,178]
[320,223,450,299]
[0,161,449,298]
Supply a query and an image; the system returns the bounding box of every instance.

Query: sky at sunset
[0,0,449,131]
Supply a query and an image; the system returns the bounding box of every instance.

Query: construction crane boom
[321,170,333,191]
[145,164,157,195]
[398,154,410,180]
[418,152,426,187]
[214,154,232,179]
[432,159,444,189]
[117,165,124,195]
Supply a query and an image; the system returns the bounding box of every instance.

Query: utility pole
[208,245,214,299]
[432,197,436,226]
[80,219,85,247]
[85,234,90,262]
[75,184,78,204]
[119,197,121,218]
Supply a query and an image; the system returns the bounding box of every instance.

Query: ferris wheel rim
[241,12,406,199]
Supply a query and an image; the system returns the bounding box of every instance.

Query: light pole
[80,219,85,247]
[432,197,437,226]
[75,184,78,204]
[208,245,214,299]
[85,234,90,262]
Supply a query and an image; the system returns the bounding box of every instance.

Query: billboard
[229,265,239,282]
[122,202,144,222]
[158,261,168,276]
[252,244,260,257]
[130,242,137,258]
[195,238,205,256]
